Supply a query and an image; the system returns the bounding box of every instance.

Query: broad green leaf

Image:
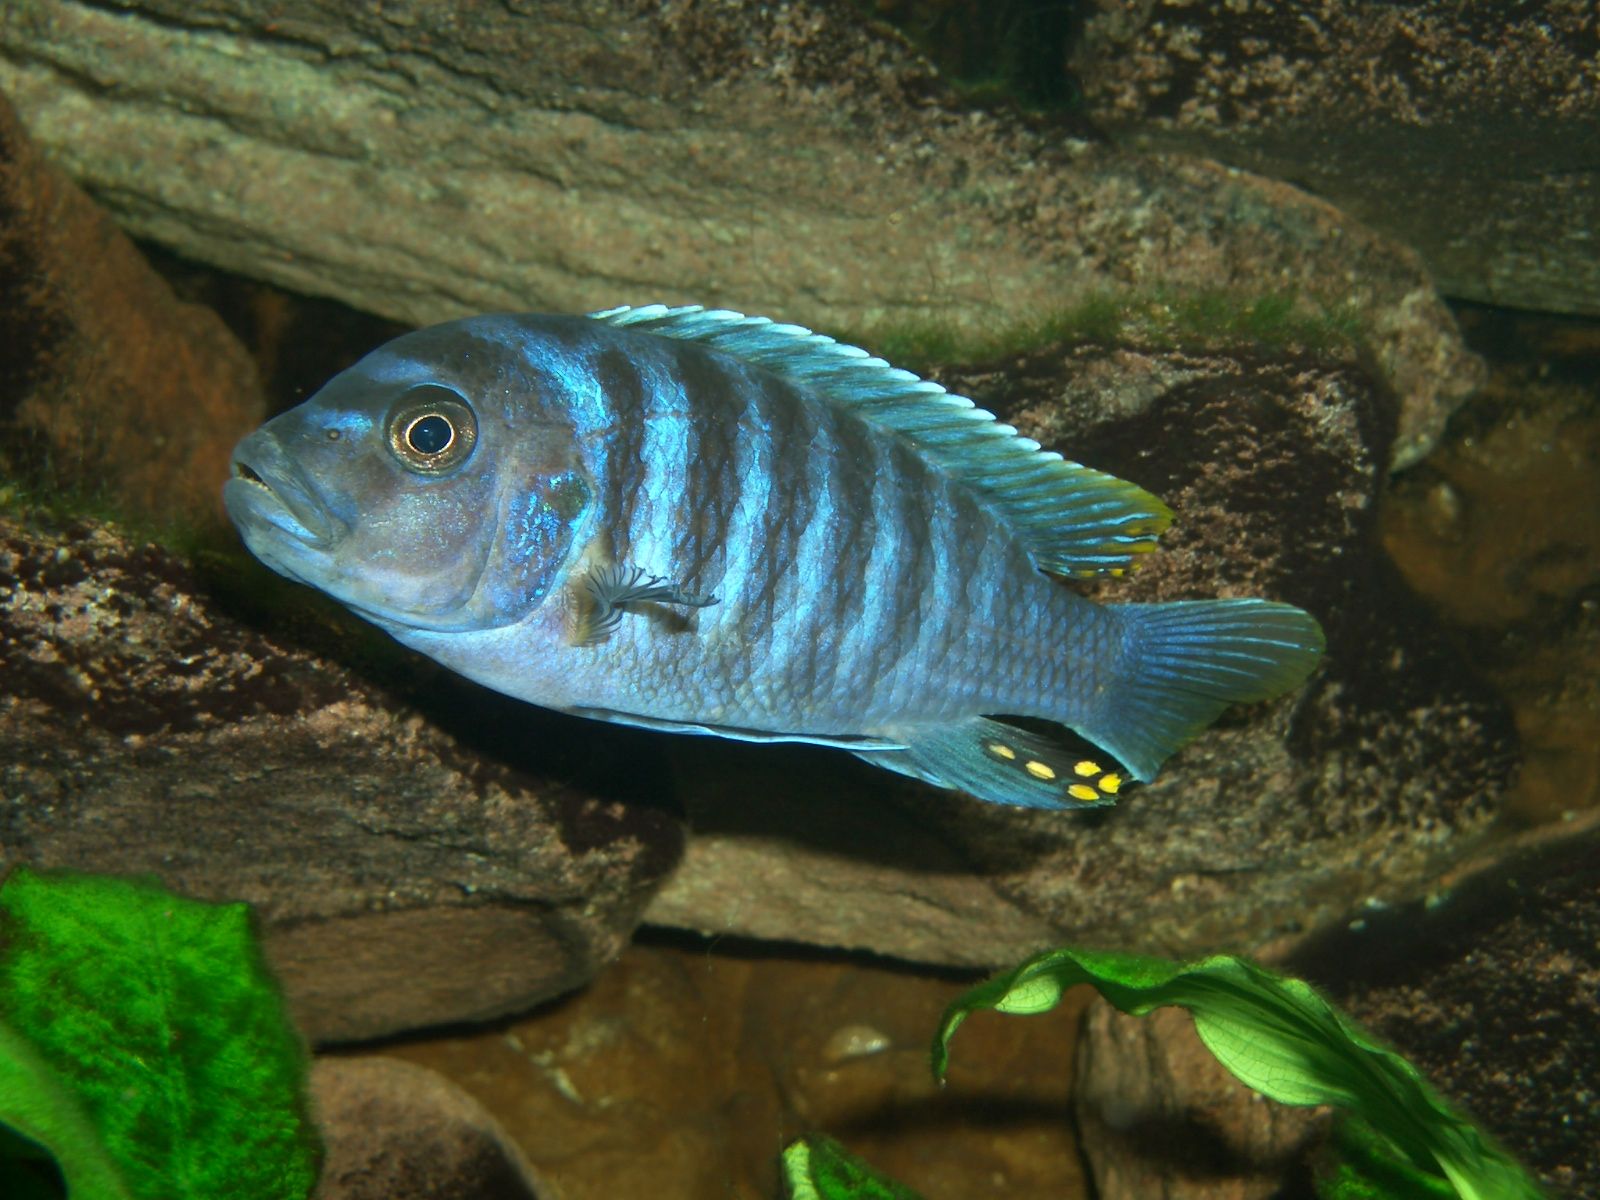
[0,869,320,1200]
[1318,1116,1458,1199]
[0,1018,133,1200]
[781,1135,926,1200]
[933,947,1543,1200]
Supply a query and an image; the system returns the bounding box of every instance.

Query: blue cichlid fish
[224,305,1323,809]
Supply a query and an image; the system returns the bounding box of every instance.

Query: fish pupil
[407,414,454,455]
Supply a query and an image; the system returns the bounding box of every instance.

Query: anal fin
[854,717,1127,810]
[565,705,902,750]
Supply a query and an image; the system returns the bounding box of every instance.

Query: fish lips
[224,429,342,553]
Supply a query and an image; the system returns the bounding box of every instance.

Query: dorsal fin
[589,304,1172,576]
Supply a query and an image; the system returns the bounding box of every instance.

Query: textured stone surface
[1290,817,1600,1197]
[1362,317,1599,1197]
[0,515,683,1043]
[0,88,264,523]
[1072,0,1600,318]
[310,1056,551,1200]
[1075,1004,1327,1200]
[1380,324,1600,828]
[0,0,1479,465]
[644,340,1518,966]
[384,939,1091,1200]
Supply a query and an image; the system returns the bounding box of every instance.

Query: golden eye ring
[385,386,478,474]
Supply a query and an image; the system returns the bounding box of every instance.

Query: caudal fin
[1088,599,1325,782]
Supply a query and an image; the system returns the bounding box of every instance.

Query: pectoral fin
[854,717,1127,810]
[571,563,718,645]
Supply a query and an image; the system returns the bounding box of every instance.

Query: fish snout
[224,429,341,548]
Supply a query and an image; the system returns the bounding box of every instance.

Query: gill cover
[228,322,595,633]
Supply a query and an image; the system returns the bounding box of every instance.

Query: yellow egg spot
[1068,784,1100,802]
[987,741,1016,760]
[1100,774,1122,794]
[1073,760,1100,777]
[1024,760,1057,781]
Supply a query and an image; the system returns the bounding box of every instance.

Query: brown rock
[377,846,1596,1200]
[0,0,1477,465]
[1072,0,1600,318]
[384,940,1091,1200]
[646,341,1517,966]
[1075,1004,1328,1200]
[1380,338,1600,828]
[0,515,684,1042]
[0,89,264,525]
[1289,818,1600,1197]
[310,1056,549,1200]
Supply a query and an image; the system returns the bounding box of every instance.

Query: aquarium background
[1,2,1595,1198]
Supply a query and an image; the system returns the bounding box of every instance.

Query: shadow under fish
[224,305,1323,810]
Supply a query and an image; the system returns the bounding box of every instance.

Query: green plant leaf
[0,1017,133,1200]
[0,868,320,1200]
[932,947,1543,1200]
[781,1135,926,1200]
[1317,1115,1458,1199]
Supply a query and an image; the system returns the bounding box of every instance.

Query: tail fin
[1088,599,1325,782]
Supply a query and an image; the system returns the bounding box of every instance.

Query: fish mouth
[223,432,339,549]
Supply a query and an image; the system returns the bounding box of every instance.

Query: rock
[368,832,1595,1200]
[1379,339,1600,827]
[0,514,683,1043]
[1289,817,1600,1197]
[0,0,1478,465]
[1074,1004,1328,1200]
[645,340,1518,967]
[310,1057,550,1200]
[1071,0,1600,318]
[382,940,1092,1200]
[1065,819,1599,1199]
[0,88,264,525]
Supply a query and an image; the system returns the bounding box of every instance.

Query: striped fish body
[528,321,1119,737]
[225,307,1324,809]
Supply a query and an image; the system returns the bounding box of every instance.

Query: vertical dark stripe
[926,483,1001,698]
[593,346,650,553]
[668,345,744,590]
[766,396,848,706]
[703,362,773,700]
[889,443,940,701]
[840,432,936,719]
[782,401,878,709]
[827,409,880,642]
[744,371,814,639]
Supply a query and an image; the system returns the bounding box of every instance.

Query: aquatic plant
[783,946,1544,1199]
[0,869,1543,1198]
[783,1135,923,1200]
[0,869,319,1200]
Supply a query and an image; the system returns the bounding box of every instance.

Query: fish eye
[386,386,477,474]
[406,414,453,455]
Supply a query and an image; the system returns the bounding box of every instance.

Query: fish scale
[621,357,865,725]
[224,306,1325,810]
